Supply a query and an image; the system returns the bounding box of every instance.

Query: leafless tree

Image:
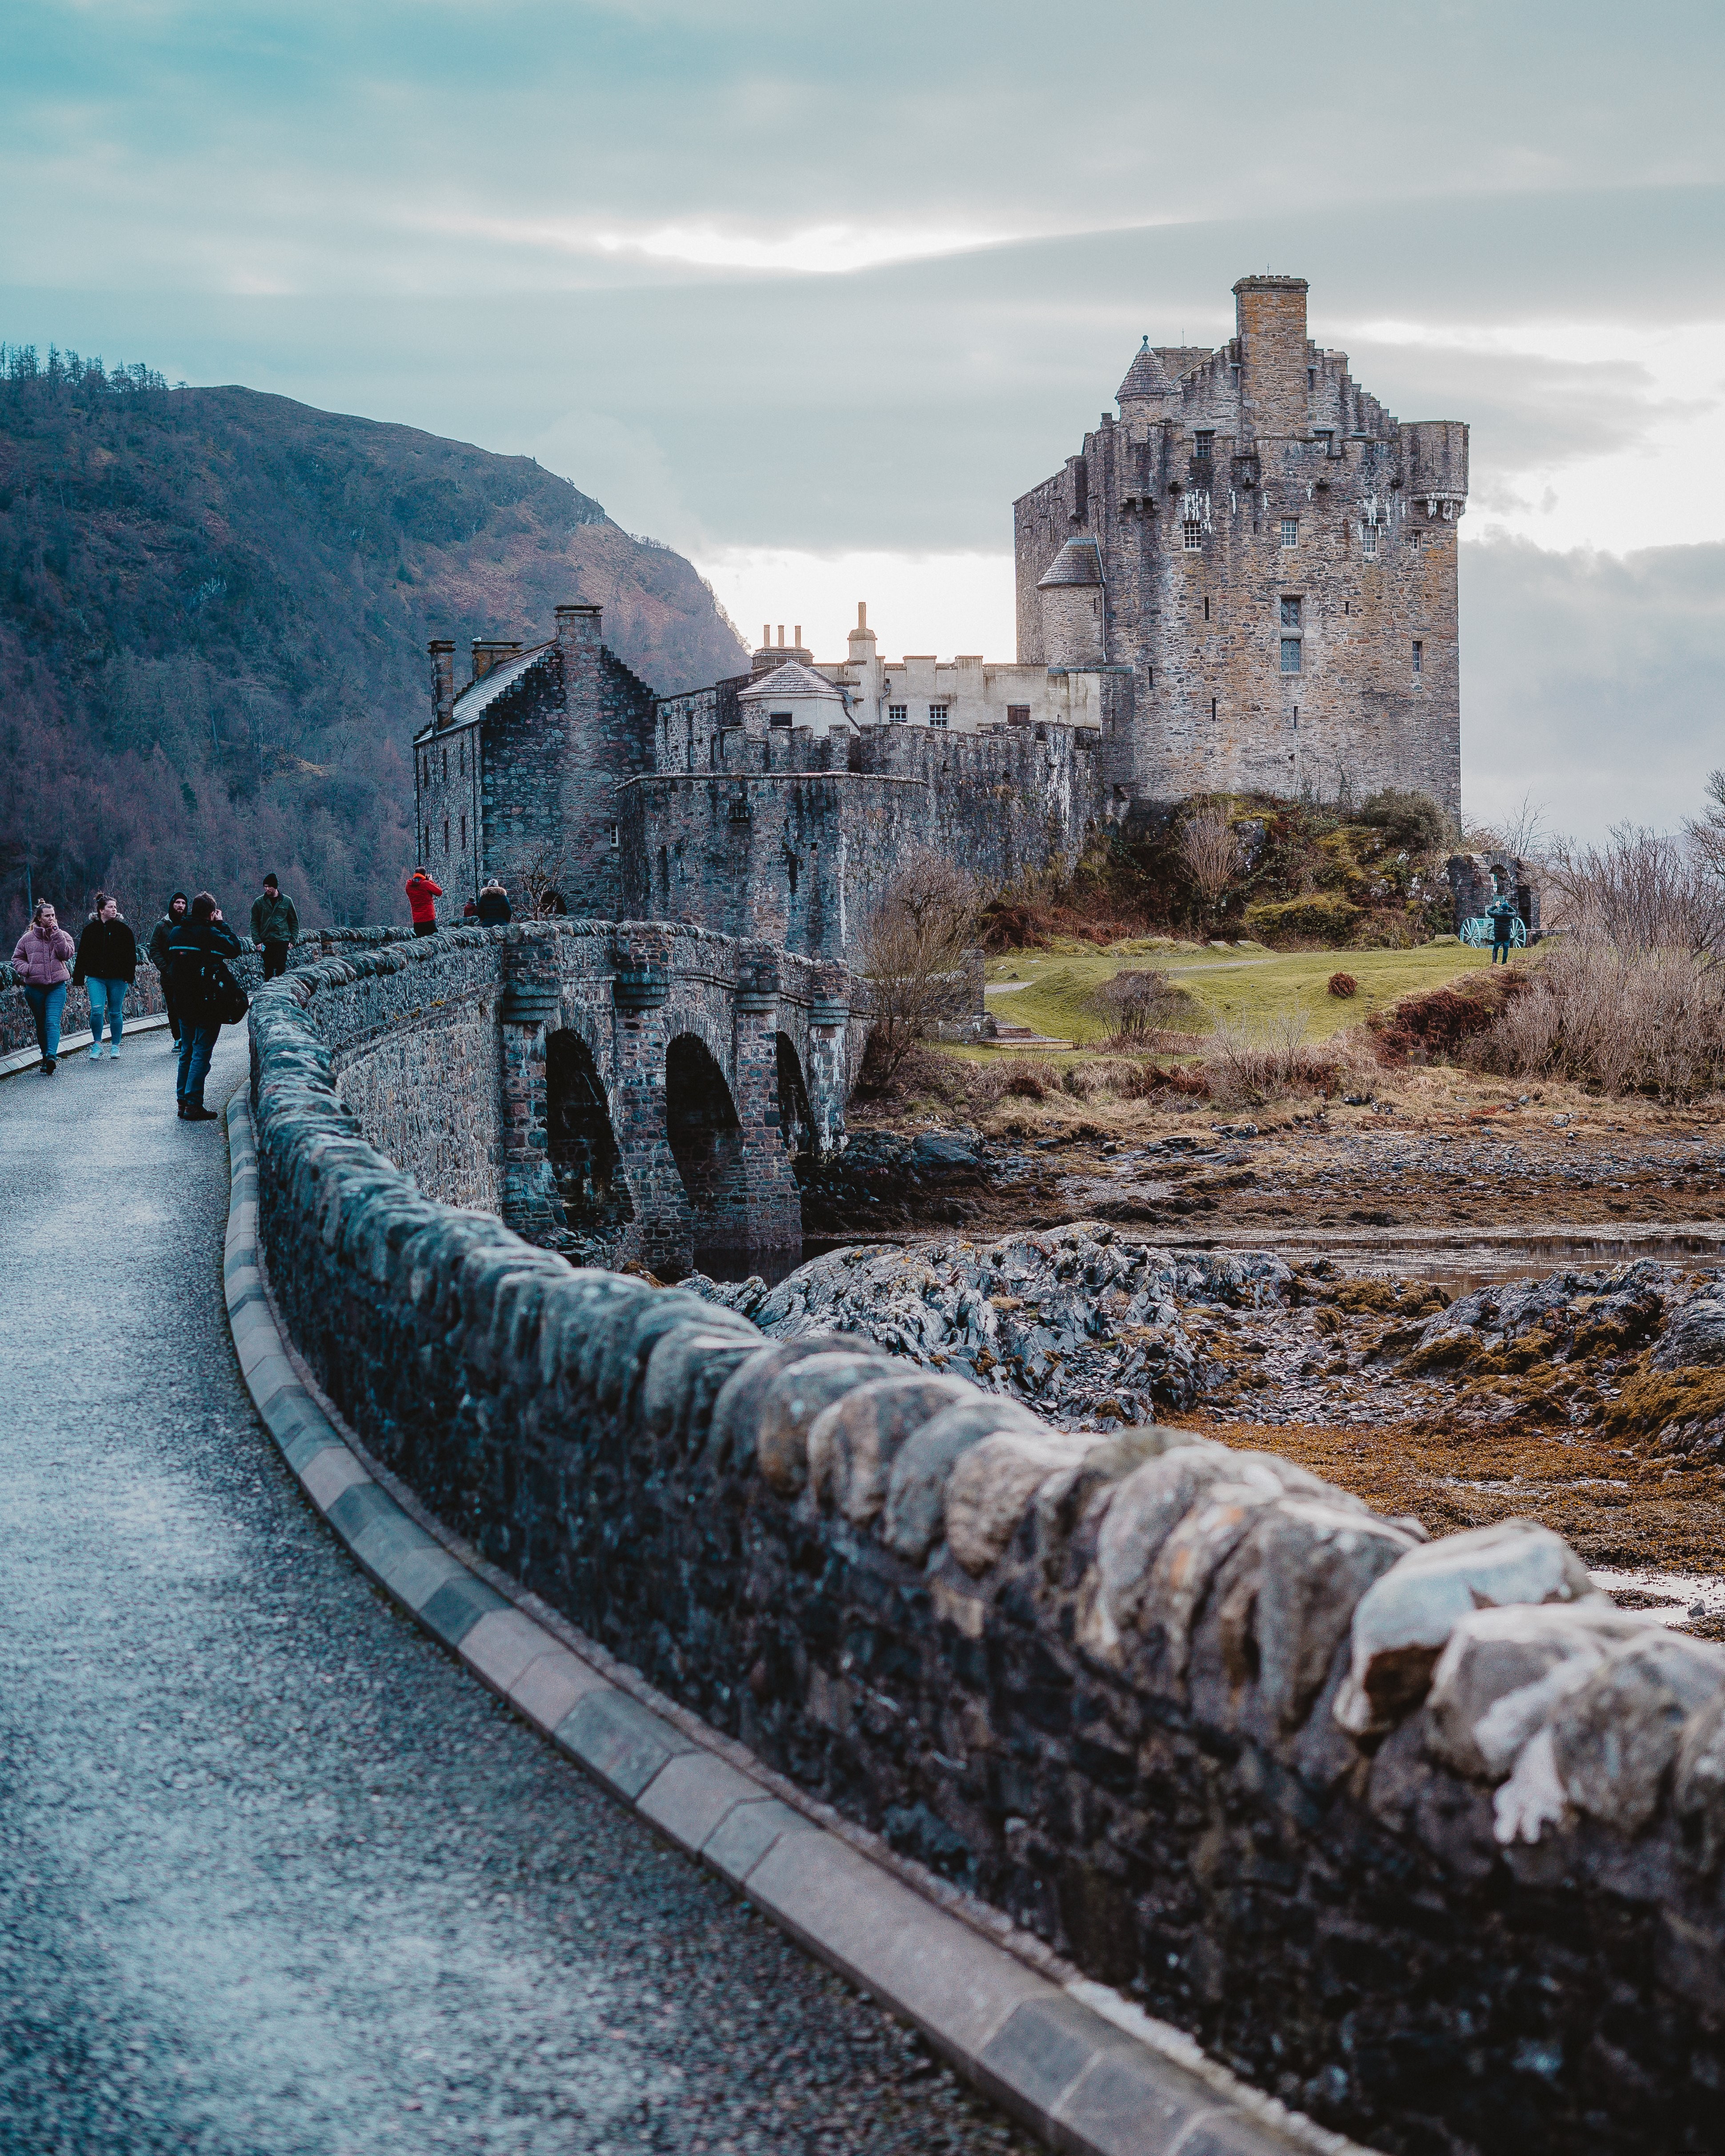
[515,846,577,920]
[1178,802,1244,914]
[1685,768,1725,888]
[1545,824,1725,958]
[860,852,981,1082]
[1088,968,1187,1040]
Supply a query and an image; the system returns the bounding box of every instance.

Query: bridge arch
[774,1032,816,1163]
[664,1032,750,1242]
[545,1027,634,1237]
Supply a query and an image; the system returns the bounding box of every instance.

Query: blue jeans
[24,982,67,1061]
[88,977,128,1045]
[176,1022,221,1108]
[1492,940,1511,964]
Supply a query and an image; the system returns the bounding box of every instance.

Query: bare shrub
[1178,803,1244,914]
[1111,1060,1210,1100]
[1086,967,1192,1039]
[1000,1060,1055,1100]
[861,852,981,1083]
[1469,936,1725,1100]
[1061,1060,1118,1100]
[1200,1007,1353,1104]
[1328,972,1358,999]
[1545,824,1725,956]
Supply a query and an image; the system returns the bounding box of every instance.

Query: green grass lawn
[977,937,1518,1049]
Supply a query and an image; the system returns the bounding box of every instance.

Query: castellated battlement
[1015,272,1466,820]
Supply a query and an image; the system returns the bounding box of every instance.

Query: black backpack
[207,955,250,1026]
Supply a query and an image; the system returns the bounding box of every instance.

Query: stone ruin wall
[623,696,1105,960]
[249,945,1725,2156]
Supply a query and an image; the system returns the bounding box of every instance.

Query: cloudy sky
[4,0,1721,839]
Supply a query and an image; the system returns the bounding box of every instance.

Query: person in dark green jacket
[249,875,299,980]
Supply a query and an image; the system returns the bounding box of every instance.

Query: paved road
[0,1031,1033,2156]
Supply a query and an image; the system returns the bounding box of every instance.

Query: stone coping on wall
[223,1082,1351,2156]
[245,931,1725,2156]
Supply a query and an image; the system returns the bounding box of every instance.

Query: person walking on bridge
[148,892,188,1043]
[406,866,443,937]
[11,900,74,1075]
[168,893,245,1122]
[73,892,139,1059]
[475,878,511,926]
[250,874,299,981]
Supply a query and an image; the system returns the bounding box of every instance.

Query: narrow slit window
[460,813,466,850]
[443,818,449,855]
[1203,596,1211,621]
[1210,697,1218,720]
[608,822,619,849]
[1412,640,1424,680]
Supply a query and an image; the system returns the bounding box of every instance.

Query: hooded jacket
[148,903,188,975]
[166,920,244,1024]
[405,872,443,926]
[12,922,74,988]
[73,916,139,985]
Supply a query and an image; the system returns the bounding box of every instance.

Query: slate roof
[1037,538,1105,589]
[738,659,845,705]
[1116,336,1176,403]
[448,641,555,725]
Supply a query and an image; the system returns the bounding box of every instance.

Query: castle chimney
[762,622,771,646]
[857,601,867,630]
[777,625,785,647]
[429,638,455,729]
[1233,273,1310,445]
[471,637,523,683]
[794,624,802,648]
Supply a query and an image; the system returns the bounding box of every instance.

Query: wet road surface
[0,1031,1033,2155]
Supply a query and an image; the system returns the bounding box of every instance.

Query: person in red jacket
[405,866,443,936]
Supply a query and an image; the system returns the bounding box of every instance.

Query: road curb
[221,1086,1366,2156]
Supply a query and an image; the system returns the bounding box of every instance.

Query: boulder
[1652,1294,1725,1372]
[1675,1688,1725,1872]
[805,1373,981,1527]
[1335,1519,1596,1738]
[944,1428,1103,1576]
[879,1395,1048,1563]
[756,1352,895,1499]
[1551,1631,1725,1835]
[1425,1600,1645,1782]
[1220,1498,1419,1730]
[1087,1442,1233,1653]
[705,1335,877,1478]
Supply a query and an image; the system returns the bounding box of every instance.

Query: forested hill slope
[0,350,747,938]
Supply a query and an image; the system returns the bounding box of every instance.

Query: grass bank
[977,937,1520,1050]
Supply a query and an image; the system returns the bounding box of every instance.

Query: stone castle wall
[622,710,1105,959]
[1015,276,1464,821]
[249,946,1725,2156]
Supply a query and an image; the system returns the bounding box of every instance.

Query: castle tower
[1011,272,1466,822]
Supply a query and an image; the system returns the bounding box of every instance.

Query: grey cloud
[1461,540,1725,840]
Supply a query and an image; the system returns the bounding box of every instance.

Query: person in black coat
[147,892,189,1042]
[72,892,140,1060]
[167,892,244,1121]
[475,880,512,926]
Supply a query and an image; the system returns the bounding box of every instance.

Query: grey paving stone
[555,1688,698,1800]
[1050,2041,1223,2156]
[701,1796,816,1884]
[747,1826,1049,2058]
[460,1608,560,1696]
[419,1569,511,1648]
[637,1747,765,1854]
[326,1480,400,1545]
[1167,2108,1302,2156]
[508,1647,611,1733]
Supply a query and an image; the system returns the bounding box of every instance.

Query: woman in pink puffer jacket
[12,900,76,1074]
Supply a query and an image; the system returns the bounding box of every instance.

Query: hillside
[0,348,747,937]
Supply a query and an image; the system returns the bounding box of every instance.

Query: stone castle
[414,273,1465,950]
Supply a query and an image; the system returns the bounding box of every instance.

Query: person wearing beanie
[249,874,299,980]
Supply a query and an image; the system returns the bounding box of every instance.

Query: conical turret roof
[1037,538,1105,589]
[1116,336,1175,404]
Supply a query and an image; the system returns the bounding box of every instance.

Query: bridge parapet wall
[249,950,1725,2155]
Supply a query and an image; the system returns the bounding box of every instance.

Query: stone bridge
[260,920,859,1274]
